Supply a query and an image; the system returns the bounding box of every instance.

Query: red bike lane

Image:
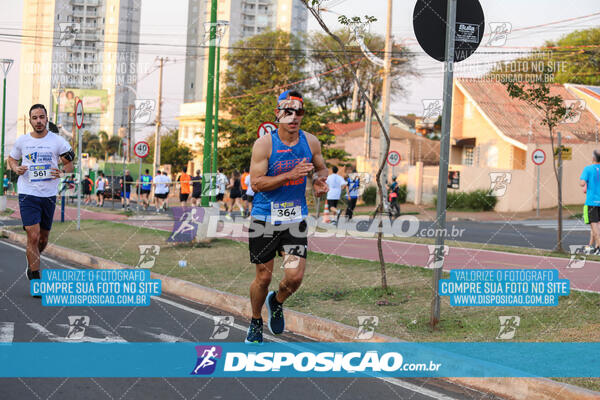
[307,235,600,293]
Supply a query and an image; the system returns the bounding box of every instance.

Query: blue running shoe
[245,318,263,345]
[266,291,285,334]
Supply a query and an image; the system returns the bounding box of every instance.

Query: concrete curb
[3,228,599,400]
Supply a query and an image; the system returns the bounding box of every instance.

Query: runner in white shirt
[244,173,254,217]
[153,171,169,213]
[325,166,347,220]
[162,171,172,210]
[7,104,74,294]
[95,172,107,207]
[216,167,229,212]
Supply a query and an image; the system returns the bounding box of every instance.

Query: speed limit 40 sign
[134,141,150,158]
[387,151,401,166]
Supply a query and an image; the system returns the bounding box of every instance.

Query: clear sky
[1,0,599,147]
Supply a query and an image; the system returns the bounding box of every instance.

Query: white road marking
[379,377,459,400]
[140,330,188,342]
[0,322,14,343]
[31,323,127,343]
[152,296,284,343]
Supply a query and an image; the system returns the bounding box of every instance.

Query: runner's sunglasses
[278,107,305,117]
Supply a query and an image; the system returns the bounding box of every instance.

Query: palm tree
[98,131,121,161]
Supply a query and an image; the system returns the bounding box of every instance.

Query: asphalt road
[0,240,502,400]
[413,220,589,250]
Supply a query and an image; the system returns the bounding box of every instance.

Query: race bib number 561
[28,164,52,182]
[271,200,302,223]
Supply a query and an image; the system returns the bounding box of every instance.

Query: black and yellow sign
[553,146,572,160]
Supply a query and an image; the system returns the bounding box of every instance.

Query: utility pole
[379,0,393,205]
[0,59,13,210]
[556,130,563,252]
[364,81,374,159]
[127,105,133,163]
[153,57,165,176]
[202,0,218,207]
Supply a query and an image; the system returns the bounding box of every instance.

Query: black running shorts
[588,206,600,223]
[248,219,308,264]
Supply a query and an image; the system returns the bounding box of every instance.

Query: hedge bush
[361,184,407,205]
[434,189,497,211]
[362,186,377,205]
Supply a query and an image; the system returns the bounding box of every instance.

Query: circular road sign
[75,99,84,129]
[413,0,485,62]
[387,151,401,167]
[532,149,546,166]
[257,122,277,139]
[134,141,150,158]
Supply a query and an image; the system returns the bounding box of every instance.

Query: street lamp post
[0,59,14,211]
[201,0,218,207]
[212,20,229,203]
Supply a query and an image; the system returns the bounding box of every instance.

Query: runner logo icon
[191,345,222,375]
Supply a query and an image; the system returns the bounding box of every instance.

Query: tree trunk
[376,204,388,290]
[547,125,564,253]
[302,1,391,290]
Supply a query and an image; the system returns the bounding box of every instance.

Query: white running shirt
[96,178,106,191]
[9,131,72,197]
[326,173,347,200]
[154,174,169,194]
[245,175,254,196]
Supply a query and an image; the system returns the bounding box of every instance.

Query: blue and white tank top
[251,129,313,224]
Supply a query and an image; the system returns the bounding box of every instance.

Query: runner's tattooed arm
[250,134,314,193]
[305,132,329,197]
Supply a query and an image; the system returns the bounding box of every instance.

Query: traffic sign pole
[133,141,150,214]
[535,164,540,217]
[431,0,458,329]
[531,149,546,217]
[138,156,142,214]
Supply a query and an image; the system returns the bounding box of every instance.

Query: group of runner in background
[55,164,379,220]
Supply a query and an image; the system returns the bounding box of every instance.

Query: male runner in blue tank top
[246,90,328,344]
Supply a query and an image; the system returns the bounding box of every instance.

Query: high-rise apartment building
[183,0,307,103]
[178,0,307,172]
[17,0,141,138]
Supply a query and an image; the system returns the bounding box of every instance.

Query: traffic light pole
[201,0,218,207]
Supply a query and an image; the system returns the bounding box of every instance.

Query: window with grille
[463,146,474,166]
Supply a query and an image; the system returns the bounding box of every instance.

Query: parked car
[103,175,122,200]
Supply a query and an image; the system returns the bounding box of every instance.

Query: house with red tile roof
[327,121,440,180]
[424,78,600,211]
[451,78,599,170]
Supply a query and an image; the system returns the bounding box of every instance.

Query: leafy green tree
[82,131,103,159]
[146,129,193,173]
[488,28,600,85]
[307,30,416,121]
[219,29,347,171]
[504,67,575,252]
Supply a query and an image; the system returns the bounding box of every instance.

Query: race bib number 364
[271,200,302,223]
[28,164,52,182]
